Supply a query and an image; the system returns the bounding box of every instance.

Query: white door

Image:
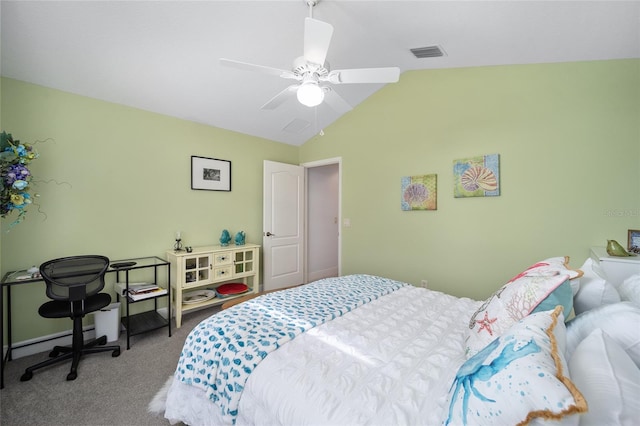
[263,160,305,291]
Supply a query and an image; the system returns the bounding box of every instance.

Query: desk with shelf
[0,255,171,388]
[111,256,171,350]
[166,244,260,328]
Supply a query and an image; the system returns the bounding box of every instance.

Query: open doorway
[303,158,341,283]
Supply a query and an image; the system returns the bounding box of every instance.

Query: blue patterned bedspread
[174,274,407,424]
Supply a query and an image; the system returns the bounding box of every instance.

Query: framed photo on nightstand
[628,229,640,254]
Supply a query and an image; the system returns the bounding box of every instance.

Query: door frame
[301,157,342,284]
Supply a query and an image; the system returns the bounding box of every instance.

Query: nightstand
[590,246,640,286]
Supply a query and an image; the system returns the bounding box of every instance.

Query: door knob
[265,232,275,237]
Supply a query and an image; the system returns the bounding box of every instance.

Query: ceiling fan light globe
[297,82,324,107]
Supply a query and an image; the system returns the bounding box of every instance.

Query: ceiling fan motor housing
[292,56,328,79]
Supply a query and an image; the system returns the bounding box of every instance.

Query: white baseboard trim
[3,325,98,360]
[6,305,207,359]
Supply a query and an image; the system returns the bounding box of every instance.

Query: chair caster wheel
[20,371,33,382]
[66,371,77,381]
[112,349,121,357]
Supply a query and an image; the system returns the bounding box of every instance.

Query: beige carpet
[1,306,218,426]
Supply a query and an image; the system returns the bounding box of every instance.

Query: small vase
[234,231,245,246]
[219,229,231,246]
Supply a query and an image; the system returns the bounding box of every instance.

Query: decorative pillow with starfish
[444,306,586,426]
[464,261,570,358]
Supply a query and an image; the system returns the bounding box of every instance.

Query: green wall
[1,78,298,341]
[2,59,639,343]
[301,59,640,300]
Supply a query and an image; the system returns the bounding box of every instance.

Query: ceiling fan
[220,0,400,114]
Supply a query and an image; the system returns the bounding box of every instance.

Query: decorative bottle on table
[219,229,231,246]
[235,231,245,246]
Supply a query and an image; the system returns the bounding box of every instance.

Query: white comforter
[165,284,481,426]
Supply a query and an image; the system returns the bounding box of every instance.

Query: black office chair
[20,255,121,382]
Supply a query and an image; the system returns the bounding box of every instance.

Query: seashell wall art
[401,174,437,210]
[453,154,500,198]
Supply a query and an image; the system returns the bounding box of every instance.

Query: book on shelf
[114,282,160,296]
[127,287,167,301]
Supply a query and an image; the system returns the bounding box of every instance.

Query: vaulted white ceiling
[2,1,639,146]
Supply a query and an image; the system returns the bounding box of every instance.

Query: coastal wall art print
[453,154,500,198]
[401,174,437,211]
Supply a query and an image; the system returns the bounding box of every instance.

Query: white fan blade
[260,85,299,110]
[304,18,333,66]
[323,87,352,114]
[220,58,298,80]
[324,67,400,84]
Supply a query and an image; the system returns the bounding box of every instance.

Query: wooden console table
[166,244,260,328]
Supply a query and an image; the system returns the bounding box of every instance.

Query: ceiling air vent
[283,118,311,134]
[410,45,445,59]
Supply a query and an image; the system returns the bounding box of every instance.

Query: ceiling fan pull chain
[313,106,324,137]
[314,105,318,135]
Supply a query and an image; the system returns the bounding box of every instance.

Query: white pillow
[618,273,640,305]
[566,302,640,367]
[569,328,640,426]
[573,258,620,315]
[444,307,586,426]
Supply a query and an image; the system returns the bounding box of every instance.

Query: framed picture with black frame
[191,156,231,191]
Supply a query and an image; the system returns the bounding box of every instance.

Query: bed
[154,256,640,426]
